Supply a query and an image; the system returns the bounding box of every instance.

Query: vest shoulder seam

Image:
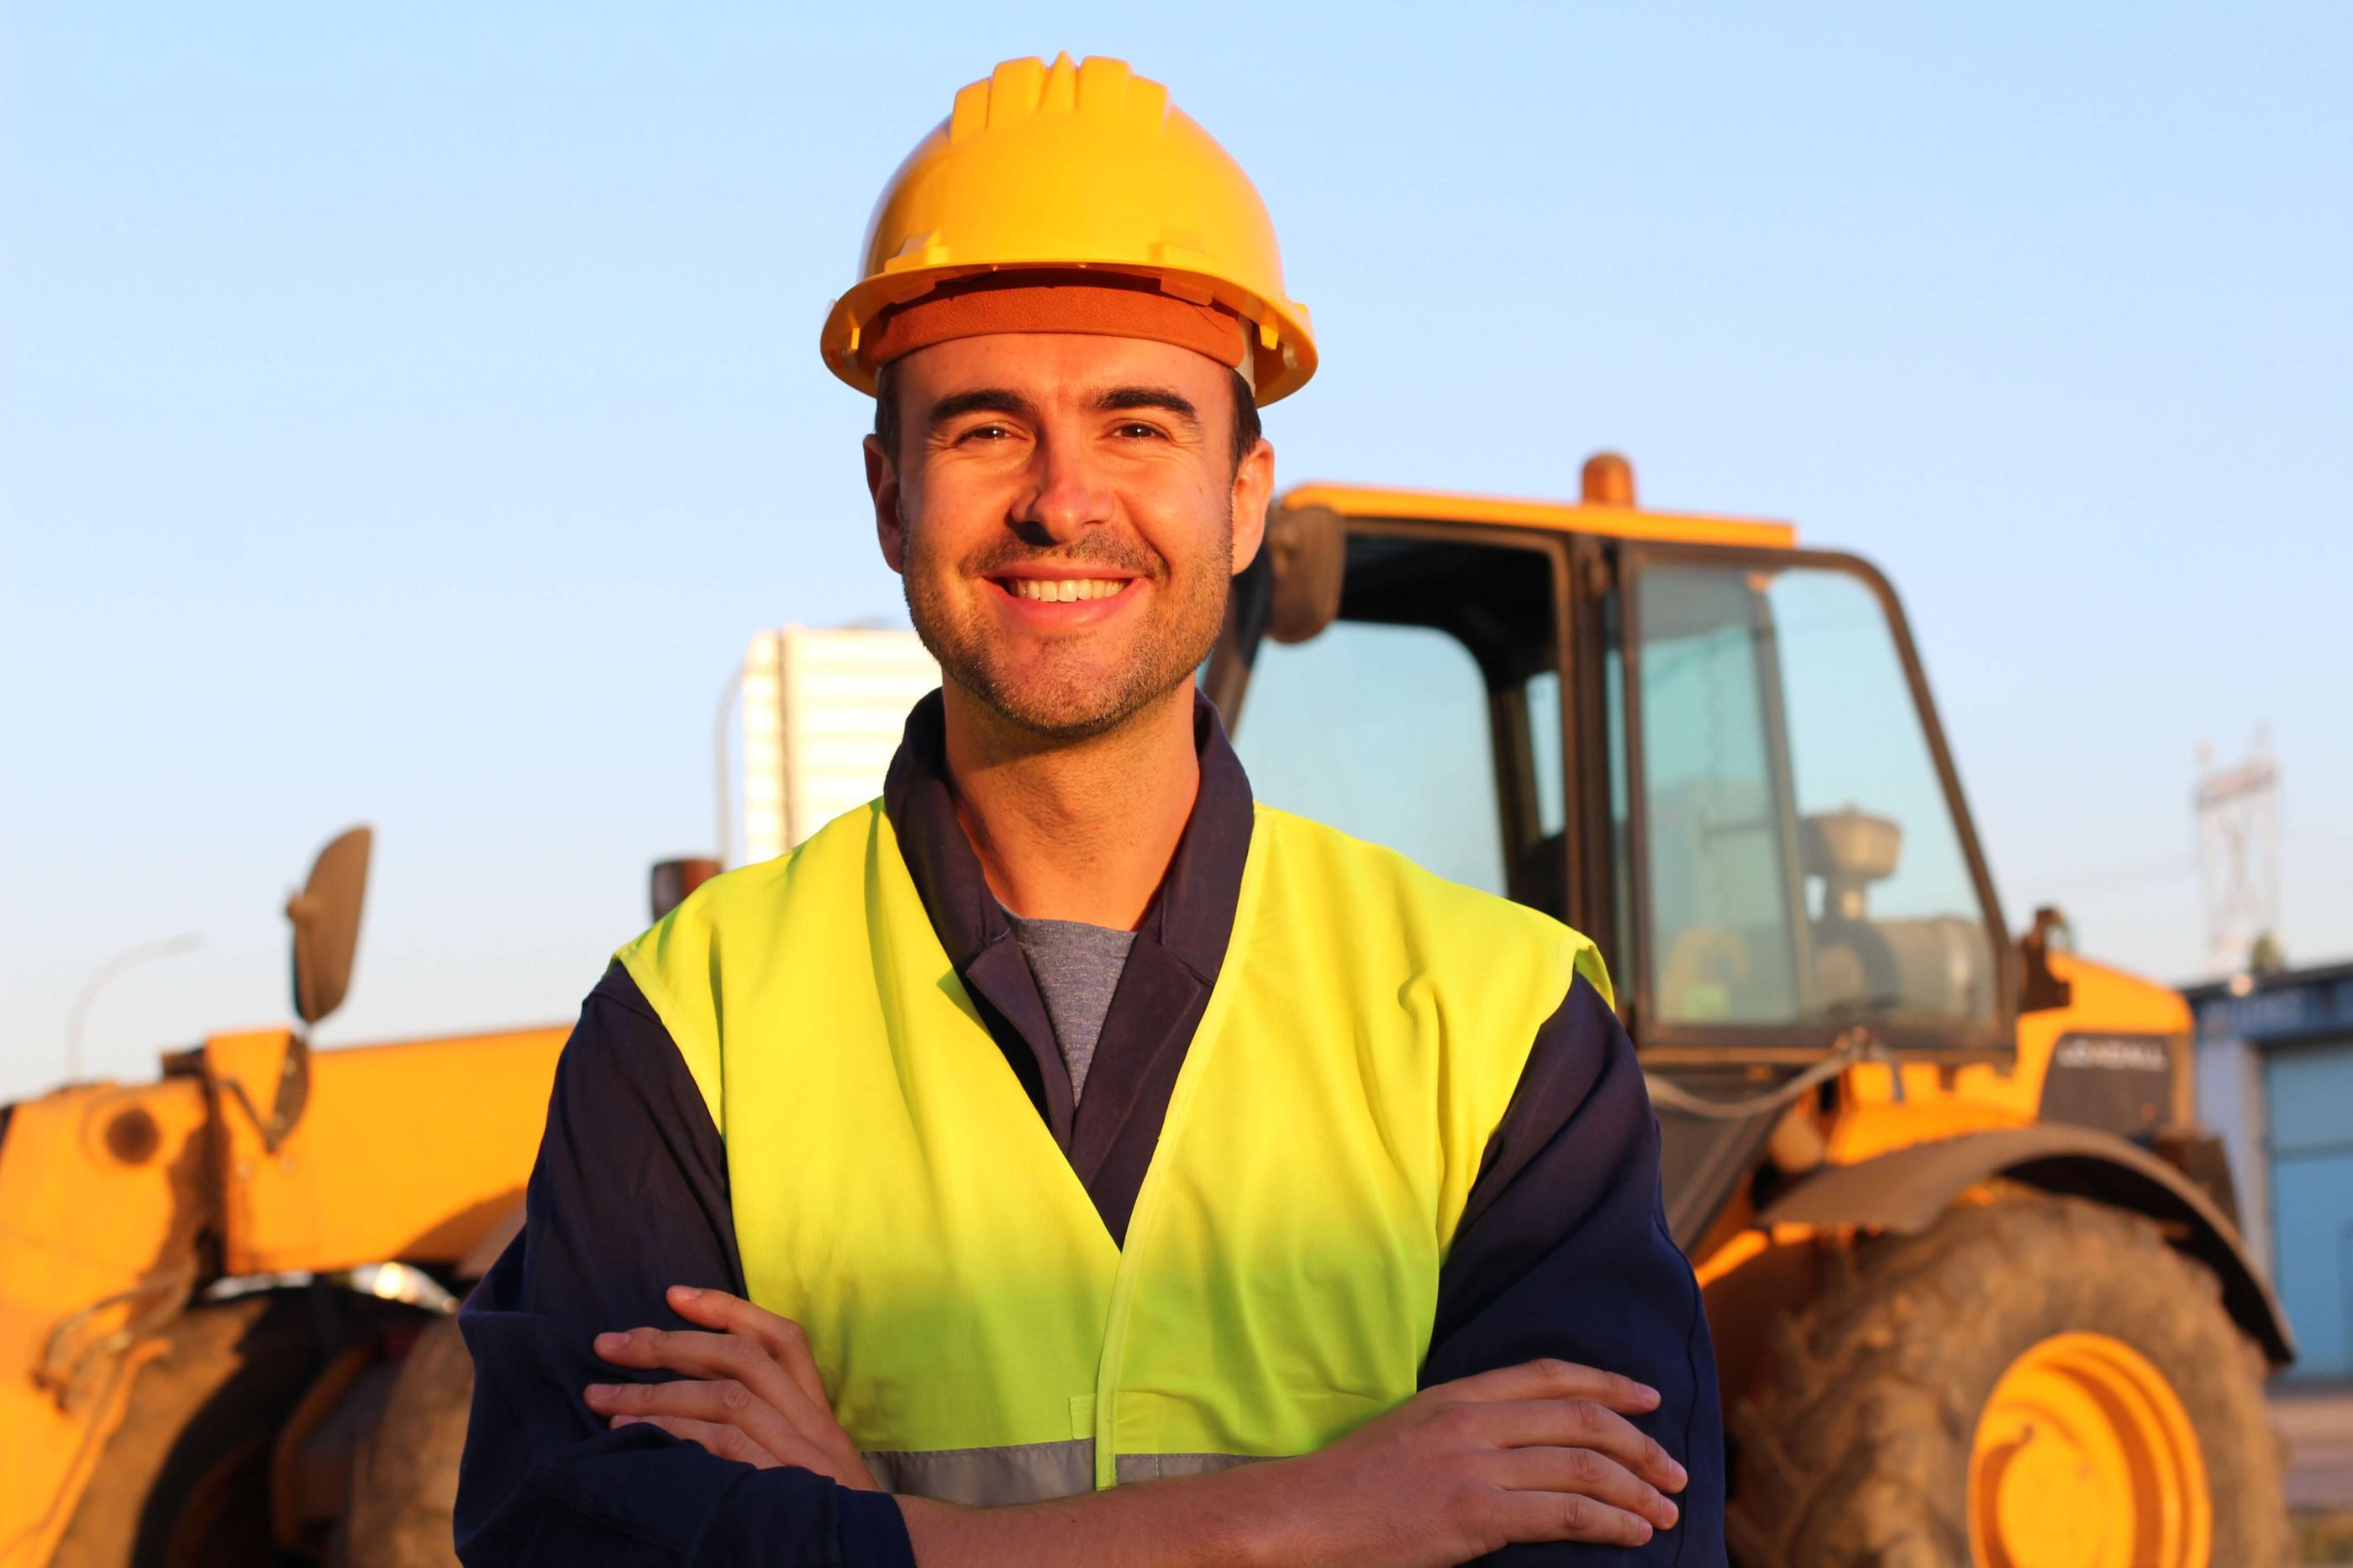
[612,942,724,1139]
[587,965,665,1028]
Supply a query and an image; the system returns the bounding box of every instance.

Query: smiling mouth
[996,577,1134,603]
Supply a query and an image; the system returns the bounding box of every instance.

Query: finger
[1492,1446,1679,1533]
[667,1286,832,1413]
[1425,1358,1660,1414]
[583,1365,795,1440]
[593,1327,866,1481]
[595,1327,830,1433]
[595,1327,815,1415]
[594,1327,750,1378]
[610,1412,782,1470]
[1489,1486,1656,1549]
[585,1379,814,1468]
[1482,1399,1687,1493]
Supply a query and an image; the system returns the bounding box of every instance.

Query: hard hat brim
[821,261,1315,406]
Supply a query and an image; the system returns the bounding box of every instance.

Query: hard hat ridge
[821,54,1316,403]
[950,53,1161,137]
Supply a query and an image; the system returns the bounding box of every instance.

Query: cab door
[1613,545,2013,1061]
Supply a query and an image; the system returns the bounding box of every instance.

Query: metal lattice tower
[2194,729,2282,979]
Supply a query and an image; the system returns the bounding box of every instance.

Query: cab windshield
[1625,560,1998,1032]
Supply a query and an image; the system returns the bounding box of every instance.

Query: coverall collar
[880,686,1254,982]
[880,687,1255,1190]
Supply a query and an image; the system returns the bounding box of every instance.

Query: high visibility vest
[615,799,1609,1505]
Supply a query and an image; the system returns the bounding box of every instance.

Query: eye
[958,423,1014,444]
[1113,421,1166,440]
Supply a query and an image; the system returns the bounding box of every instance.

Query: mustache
[961,537,1166,579]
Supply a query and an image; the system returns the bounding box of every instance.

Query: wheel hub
[1968,1332,2210,1568]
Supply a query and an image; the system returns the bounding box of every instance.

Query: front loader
[1210,457,2292,1566]
[0,457,2292,1567]
[0,835,565,1567]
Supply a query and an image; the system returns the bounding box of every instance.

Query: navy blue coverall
[455,693,1725,1565]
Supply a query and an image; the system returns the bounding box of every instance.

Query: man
[457,54,1723,1566]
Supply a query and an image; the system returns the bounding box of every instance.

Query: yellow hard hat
[820,54,1316,404]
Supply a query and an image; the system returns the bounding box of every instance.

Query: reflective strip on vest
[863,1442,1263,1506]
[618,799,1608,1501]
[862,1440,1094,1506]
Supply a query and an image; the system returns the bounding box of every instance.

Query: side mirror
[2018,903,2075,1014]
[1262,502,1345,645]
[227,825,370,1154]
[1203,502,1348,727]
[289,826,371,1027]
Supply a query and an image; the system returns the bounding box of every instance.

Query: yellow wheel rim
[1969,1332,2211,1568]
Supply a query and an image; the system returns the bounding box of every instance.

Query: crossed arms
[455,966,1725,1565]
[582,1281,1685,1562]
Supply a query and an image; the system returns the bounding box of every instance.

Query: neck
[940,681,1201,931]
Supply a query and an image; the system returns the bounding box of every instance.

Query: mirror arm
[217,1030,313,1155]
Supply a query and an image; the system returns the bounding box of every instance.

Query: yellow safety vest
[616,799,1608,1504]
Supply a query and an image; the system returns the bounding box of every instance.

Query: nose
[1010,430,1113,544]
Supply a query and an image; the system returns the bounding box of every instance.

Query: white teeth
[1008,578,1129,602]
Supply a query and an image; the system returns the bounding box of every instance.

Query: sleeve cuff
[696,1466,915,1568]
[836,1489,917,1568]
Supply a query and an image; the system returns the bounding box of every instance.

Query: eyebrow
[923,384,1204,434]
[1097,386,1202,431]
[926,388,1040,428]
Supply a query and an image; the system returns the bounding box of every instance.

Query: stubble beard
[902,513,1233,744]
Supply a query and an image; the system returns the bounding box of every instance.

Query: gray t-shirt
[1003,910,1136,1105]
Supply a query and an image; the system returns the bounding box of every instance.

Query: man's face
[866,333,1273,741]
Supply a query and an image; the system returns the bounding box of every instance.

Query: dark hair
[873,361,1262,471]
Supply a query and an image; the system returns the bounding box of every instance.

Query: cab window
[1629,560,1998,1033]
[1240,623,1506,893]
[1226,530,1564,912]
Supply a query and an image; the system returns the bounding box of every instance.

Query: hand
[898,1358,1688,1568]
[583,1284,880,1492]
[1245,1357,1687,1562]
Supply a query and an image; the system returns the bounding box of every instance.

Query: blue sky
[5,3,2348,1102]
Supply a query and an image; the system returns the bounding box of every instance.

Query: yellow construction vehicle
[0,459,2292,1567]
[0,828,568,1568]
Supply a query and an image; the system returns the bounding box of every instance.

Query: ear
[865,434,906,574]
[1227,435,1276,575]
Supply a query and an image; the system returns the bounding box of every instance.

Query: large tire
[52,1296,323,1568]
[341,1316,473,1568]
[1726,1189,2289,1567]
